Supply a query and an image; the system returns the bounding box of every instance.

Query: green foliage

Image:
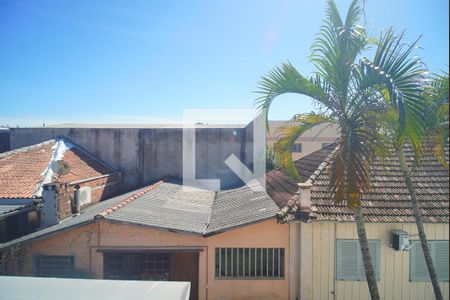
[361,29,429,158]
[256,0,428,209]
[424,71,449,167]
[273,114,332,181]
[266,145,279,172]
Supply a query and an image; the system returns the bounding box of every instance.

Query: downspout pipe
[72,185,81,215]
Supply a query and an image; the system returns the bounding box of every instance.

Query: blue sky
[0,0,448,126]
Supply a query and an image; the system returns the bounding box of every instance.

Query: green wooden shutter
[357,240,380,280]
[337,240,381,281]
[410,241,430,281]
[336,240,358,280]
[433,241,449,282]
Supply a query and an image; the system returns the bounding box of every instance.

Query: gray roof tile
[0,204,34,217]
[1,180,278,249]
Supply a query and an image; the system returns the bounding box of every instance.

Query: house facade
[0,180,291,300]
[268,144,449,300]
[0,138,120,242]
[0,130,448,300]
[295,221,448,300]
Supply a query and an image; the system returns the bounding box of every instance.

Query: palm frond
[255,62,329,112]
[273,114,334,181]
[361,29,429,157]
[330,112,381,207]
[425,71,449,167]
[311,0,367,105]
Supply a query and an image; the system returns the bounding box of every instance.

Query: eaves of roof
[0,179,279,250]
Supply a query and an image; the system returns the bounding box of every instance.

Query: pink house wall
[8,218,290,300]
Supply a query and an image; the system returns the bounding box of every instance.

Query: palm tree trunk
[396,146,443,300]
[355,207,380,300]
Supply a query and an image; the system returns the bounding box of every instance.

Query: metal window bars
[215,248,284,279]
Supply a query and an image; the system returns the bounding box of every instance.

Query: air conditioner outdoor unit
[391,230,411,251]
[79,186,92,206]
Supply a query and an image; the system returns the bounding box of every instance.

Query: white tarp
[0,276,191,300]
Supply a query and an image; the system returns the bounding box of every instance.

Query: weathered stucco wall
[8,219,289,300]
[299,222,449,300]
[206,220,290,300]
[0,129,10,153]
[10,127,253,192]
[14,223,98,277]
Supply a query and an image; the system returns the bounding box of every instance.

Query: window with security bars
[104,253,171,281]
[336,240,380,281]
[410,240,449,282]
[33,255,75,278]
[215,248,284,279]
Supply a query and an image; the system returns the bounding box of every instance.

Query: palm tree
[362,33,444,299]
[427,72,449,168]
[256,0,440,299]
[257,1,383,298]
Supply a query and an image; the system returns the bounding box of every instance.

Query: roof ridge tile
[307,146,339,184]
[95,181,163,219]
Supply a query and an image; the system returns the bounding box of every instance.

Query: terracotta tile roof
[266,145,336,208]
[267,143,449,223]
[56,146,117,183]
[0,138,118,199]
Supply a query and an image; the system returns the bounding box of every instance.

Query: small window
[336,240,380,281]
[291,143,302,152]
[410,240,449,282]
[215,248,284,279]
[104,253,171,281]
[34,255,75,278]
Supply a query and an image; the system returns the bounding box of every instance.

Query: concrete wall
[7,218,290,300]
[0,129,10,153]
[10,127,252,191]
[298,222,449,300]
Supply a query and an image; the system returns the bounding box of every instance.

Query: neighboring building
[0,128,10,153]
[267,121,339,160]
[9,125,254,191]
[267,143,449,300]
[0,179,289,300]
[0,138,120,242]
[1,128,448,300]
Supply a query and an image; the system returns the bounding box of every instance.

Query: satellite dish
[51,160,72,176]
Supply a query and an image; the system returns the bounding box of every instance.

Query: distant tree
[266,145,280,171]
